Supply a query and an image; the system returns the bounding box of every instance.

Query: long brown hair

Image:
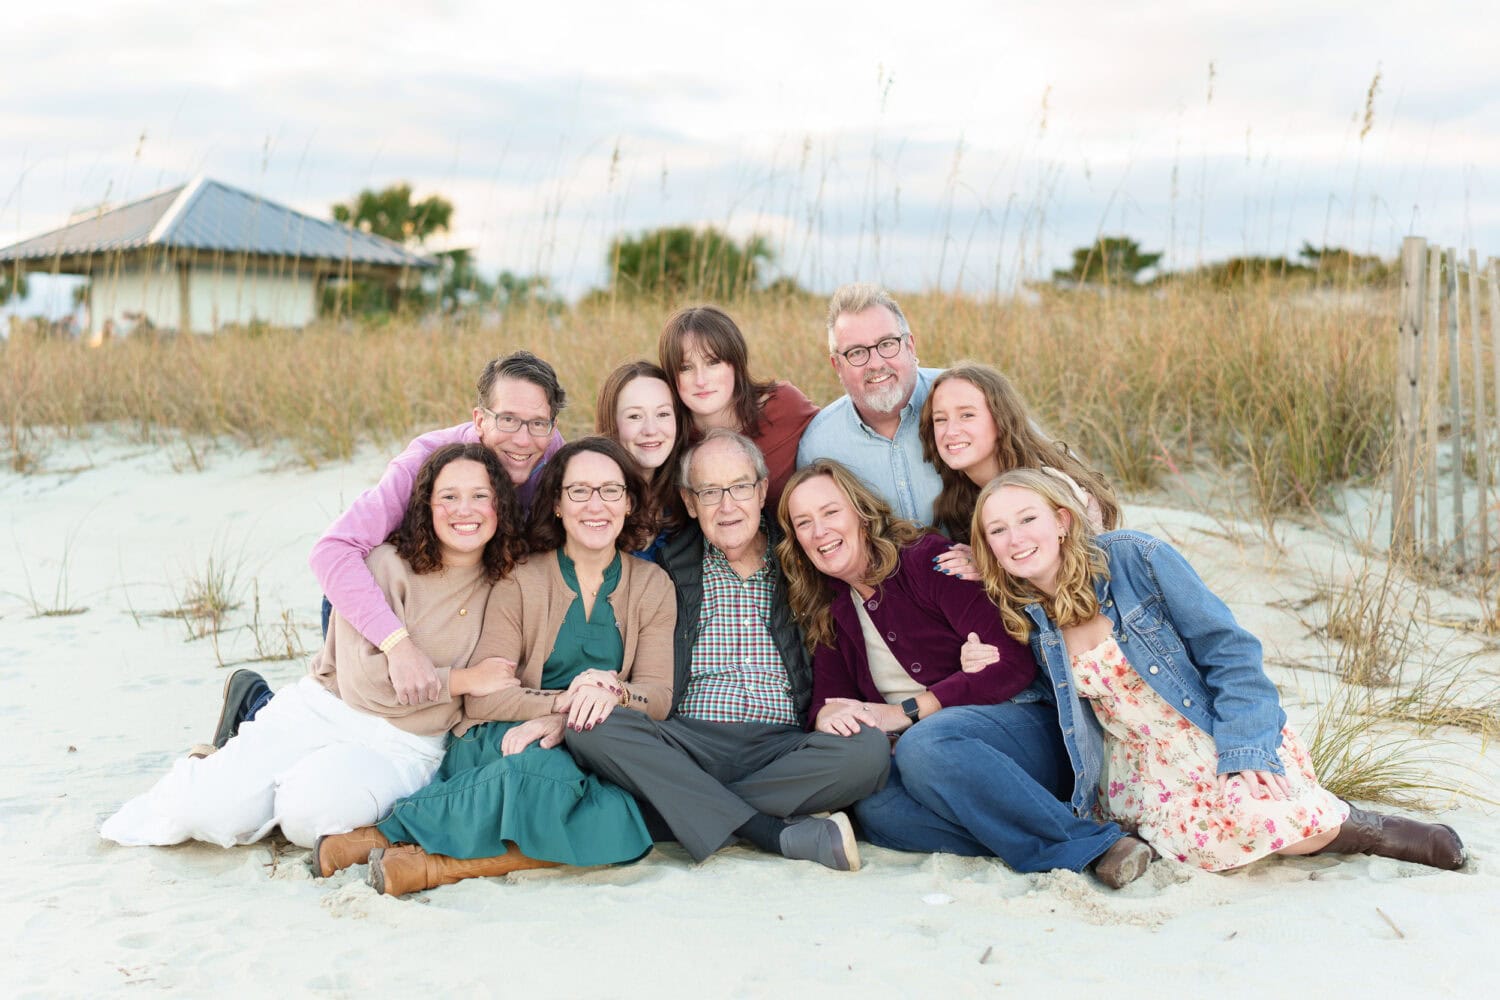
[594,360,686,534]
[388,443,526,582]
[970,468,1110,643]
[658,305,777,438]
[920,362,1120,543]
[775,459,931,649]
[526,437,655,554]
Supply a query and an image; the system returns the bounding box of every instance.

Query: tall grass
[1,281,1396,522]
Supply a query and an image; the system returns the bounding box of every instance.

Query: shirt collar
[703,532,773,579]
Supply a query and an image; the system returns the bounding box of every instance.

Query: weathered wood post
[1490,259,1500,570]
[1447,247,1466,566]
[1393,237,1427,557]
[1424,246,1443,557]
[1468,249,1488,566]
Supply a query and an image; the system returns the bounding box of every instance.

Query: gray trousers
[565,712,891,862]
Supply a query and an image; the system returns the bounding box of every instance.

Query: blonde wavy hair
[971,468,1111,643]
[775,459,930,649]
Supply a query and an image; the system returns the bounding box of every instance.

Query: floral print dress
[1072,635,1347,871]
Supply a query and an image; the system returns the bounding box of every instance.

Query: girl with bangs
[660,305,818,508]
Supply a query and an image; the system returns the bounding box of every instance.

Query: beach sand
[2,437,1494,997]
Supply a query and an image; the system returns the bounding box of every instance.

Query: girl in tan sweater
[101,444,524,850]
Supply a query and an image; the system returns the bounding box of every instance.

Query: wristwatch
[900,697,921,725]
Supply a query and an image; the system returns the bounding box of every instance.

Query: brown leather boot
[368,842,562,897]
[1323,804,1465,870]
[313,826,391,878]
[1093,835,1152,889]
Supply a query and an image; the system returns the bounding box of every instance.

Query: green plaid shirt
[677,543,799,726]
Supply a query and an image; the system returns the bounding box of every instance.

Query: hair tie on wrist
[378,627,410,653]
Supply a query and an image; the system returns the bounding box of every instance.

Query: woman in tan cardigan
[316,437,677,895]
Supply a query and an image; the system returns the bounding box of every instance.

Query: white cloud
[4,0,1498,302]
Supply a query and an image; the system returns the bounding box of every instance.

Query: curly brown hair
[775,459,931,649]
[920,362,1120,543]
[594,360,687,535]
[388,443,527,581]
[526,437,655,554]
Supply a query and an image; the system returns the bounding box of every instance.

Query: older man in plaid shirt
[566,429,890,871]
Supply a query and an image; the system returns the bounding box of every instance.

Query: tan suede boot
[368,842,562,897]
[1323,804,1465,870]
[313,826,392,878]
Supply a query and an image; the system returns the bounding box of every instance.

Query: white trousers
[101,677,446,849]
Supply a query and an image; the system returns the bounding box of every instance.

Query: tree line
[305,184,1407,320]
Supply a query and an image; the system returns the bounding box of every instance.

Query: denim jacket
[1024,530,1288,819]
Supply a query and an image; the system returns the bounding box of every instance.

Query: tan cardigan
[311,545,494,736]
[461,549,676,734]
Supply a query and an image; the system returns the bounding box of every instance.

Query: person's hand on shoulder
[933,542,980,582]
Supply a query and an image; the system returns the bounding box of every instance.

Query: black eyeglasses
[836,334,906,367]
[480,406,555,438]
[687,480,761,506]
[563,483,627,503]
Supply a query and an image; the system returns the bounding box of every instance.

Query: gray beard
[860,373,910,415]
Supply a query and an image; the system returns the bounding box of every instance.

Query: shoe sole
[1095,838,1151,888]
[829,812,861,873]
[211,669,263,749]
[368,847,389,895]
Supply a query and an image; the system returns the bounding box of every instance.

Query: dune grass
[2,281,1396,525]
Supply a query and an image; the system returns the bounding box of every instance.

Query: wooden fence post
[1393,237,1427,556]
[1490,258,1500,567]
[1447,247,1466,567]
[1424,246,1443,557]
[1468,249,1489,567]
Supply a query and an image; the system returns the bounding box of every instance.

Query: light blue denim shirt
[1023,529,1288,819]
[796,367,944,526]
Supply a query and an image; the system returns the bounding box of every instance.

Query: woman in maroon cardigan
[776,459,1153,888]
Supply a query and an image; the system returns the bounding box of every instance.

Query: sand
[1,435,1494,997]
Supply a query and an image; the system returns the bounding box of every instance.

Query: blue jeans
[854,700,1123,873]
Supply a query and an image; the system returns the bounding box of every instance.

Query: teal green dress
[377,551,651,865]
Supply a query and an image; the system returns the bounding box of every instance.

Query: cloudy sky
[4,0,1497,310]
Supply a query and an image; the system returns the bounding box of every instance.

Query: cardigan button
[910,662,922,674]
[886,631,897,642]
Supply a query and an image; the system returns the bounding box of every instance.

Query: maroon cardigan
[808,532,1036,725]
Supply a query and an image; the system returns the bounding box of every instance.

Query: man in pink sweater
[208,351,567,748]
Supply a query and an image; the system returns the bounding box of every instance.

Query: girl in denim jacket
[967,468,1464,880]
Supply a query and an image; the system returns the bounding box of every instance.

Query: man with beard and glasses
[796,283,944,526]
